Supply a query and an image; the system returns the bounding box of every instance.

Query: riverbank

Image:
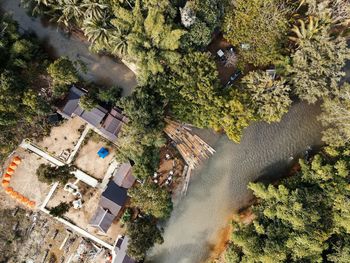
[148,101,323,262]
[0,0,137,96]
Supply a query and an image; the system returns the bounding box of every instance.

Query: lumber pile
[164,118,215,168]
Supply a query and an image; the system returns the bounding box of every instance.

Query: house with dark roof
[89,181,128,233]
[112,236,135,263]
[58,86,127,143]
[112,163,135,189]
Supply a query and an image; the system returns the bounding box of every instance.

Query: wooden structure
[164,118,215,169]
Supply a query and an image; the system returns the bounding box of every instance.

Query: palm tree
[82,15,113,48]
[55,0,84,27]
[81,0,109,20]
[289,16,321,44]
[109,31,129,56]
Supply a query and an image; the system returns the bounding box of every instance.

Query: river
[0,0,137,96]
[148,102,323,263]
[1,1,326,263]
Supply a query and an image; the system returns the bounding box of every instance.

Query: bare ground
[36,117,86,157]
[74,137,116,180]
[1,148,51,208]
[46,181,124,244]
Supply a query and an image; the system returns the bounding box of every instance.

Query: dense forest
[224,146,350,262]
[1,0,350,261]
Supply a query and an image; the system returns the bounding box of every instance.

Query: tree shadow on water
[146,230,211,263]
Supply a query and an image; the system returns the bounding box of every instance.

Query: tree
[181,21,212,49]
[230,150,350,262]
[156,52,255,143]
[241,71,291,123]
[36,164,73,185]
[129,182,173,219]
[79,94,97,111]
[115,85,165,179]
[49,202,70,217]
[97,85,122,105]
[82,15,114,50]
[223,0,289,67]
[318,83,350,146]
[126,216,163,261]
[288,23,350,103]
[47,57,79,86]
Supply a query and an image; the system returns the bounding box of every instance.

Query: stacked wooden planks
[164,118,215,169]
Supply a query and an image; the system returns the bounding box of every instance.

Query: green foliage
[287,25,350,103]
[241,71,291,123]
[156,51,255,142]
[97,85,122,105]
[116,86,165,179]
[49,202,70,217]
[223,0,289,67]
[181,21,212,49]
[0,14,52,162]
[126,216,163,261]
[224,243,242,263]
[121,208,132,224]
[36,164,73,185]
[129,182,173,219]
[318,83,350,147]
[79,94,98,111]
[231,149,350,262]
[47,57,79,97]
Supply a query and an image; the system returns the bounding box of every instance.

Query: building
[112,236,135,263]
[112,163,135,189]
[58,86,127,143]
[89,206,115,233]
[89,181,128,233]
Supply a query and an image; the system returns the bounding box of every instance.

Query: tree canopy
[126,216,163,261]
[36,164,73,185]
[241,70,291,123]
[223,0,290,67]
[129,182,173,219]
[229,148,350,262]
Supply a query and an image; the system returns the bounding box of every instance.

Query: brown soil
[36,117,86,157]
[74,136,116,180]
[207,33,237,85]
[1,148,51,207]
[157,143,185,192]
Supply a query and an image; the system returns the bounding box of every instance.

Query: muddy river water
[1,1,326,262]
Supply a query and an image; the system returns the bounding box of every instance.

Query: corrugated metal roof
[76,105,107,127]
[61,86,85,117]
[89,206,115,233]
[112,163,135,189]
[113,236,135,263]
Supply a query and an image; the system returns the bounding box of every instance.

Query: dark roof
[113,236,135,263]
[112,163,135,189]
[100,181,128,216]
[60,86,85,118]
[89,206,115,233]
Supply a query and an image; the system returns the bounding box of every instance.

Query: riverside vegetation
[2,0,350,260]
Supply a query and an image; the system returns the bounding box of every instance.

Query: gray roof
[100,181,128,216]
[60,86,85,118]
[89,206,115,233]
[113,236,135,263]
[76,105,108,127]
[112,163,135,189]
